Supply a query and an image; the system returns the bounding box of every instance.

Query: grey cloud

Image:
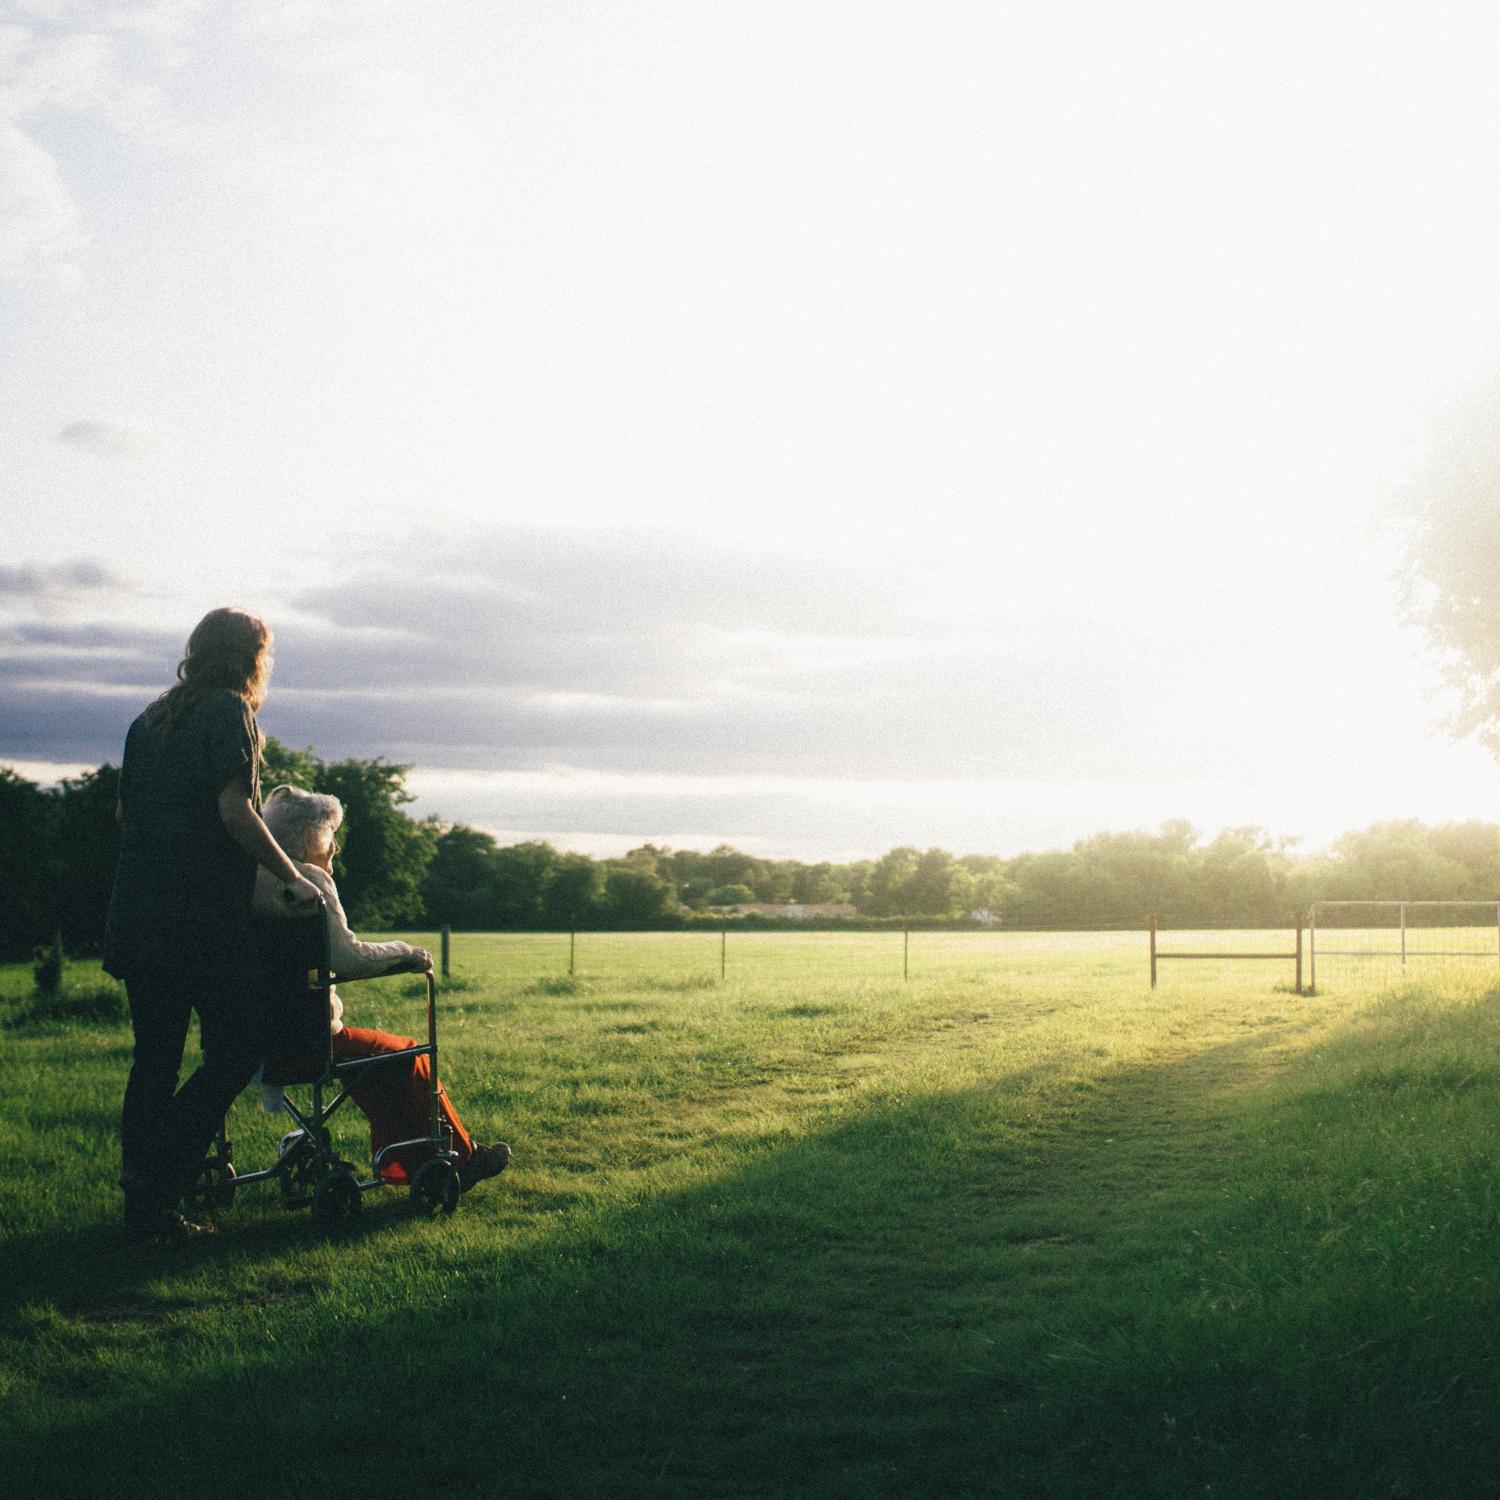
[10,619,165,648]
[258,526,1143,779]
[55,418,157,457]
[0,684,141,763]
[297,528,933,642]
[0,524,1255,787]
[253,643,1192,784]
[0,559,131,596]
[276,528,951,711]
[0,619,178,688]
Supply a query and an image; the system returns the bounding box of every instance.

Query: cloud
[241,525,1209,783]
[55,417,158,457]
[0,682,144,762]
[0,21,165,131]
[0,15,175,281]
[0,119,81,278]
[0,523,1380,796]
[0,559,131,597]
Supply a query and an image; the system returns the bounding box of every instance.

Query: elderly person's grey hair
[263,784,343,863]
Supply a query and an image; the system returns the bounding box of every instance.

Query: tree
[1197,826,1284,924]
[603,856,679,924]
[666,847,712,908]
[906,847,971,917]
[791,862,843,904]
[1070,822,1201,921]
[1401,404,1500,751]
[700,844,761,892]
[843,860,873,910]
[0,767,55,959]
[260,737,322,792]
[1326,821,1475,901]
[52,765,121,952]
[542,854,606,926]
[317,758,435,928]
[422,825,505,929]
[490,842,561,927]
[705,883,755,906]
[1427,821,1500,889]
[753,860,798,904]
[1006,849,1114,928]
[862,847,919,916]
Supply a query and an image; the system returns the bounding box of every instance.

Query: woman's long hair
[147,607,272,745]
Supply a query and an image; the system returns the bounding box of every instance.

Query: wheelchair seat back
[255,904,333,1087]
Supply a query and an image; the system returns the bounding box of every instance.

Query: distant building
[717,902,859,920]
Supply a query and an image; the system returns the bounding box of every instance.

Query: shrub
[32,938,63,997]
[5,978,128,1030]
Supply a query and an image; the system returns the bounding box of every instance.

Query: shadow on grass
[8,993,1500,1499]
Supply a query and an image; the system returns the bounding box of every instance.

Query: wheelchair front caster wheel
[410,1158,460,1216]
[208,1161,237,1211]
[186,1160,236,1216]
[312,1168,361,1230]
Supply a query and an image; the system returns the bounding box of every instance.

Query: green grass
[4,933,1500,1497]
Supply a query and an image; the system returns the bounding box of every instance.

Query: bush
[6,973,127,1031]
[32,939,62,997]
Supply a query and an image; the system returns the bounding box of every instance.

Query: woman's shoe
[458,1142,511,1192]
[124,1205,217,1242]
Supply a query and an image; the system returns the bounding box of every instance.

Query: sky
[5,0,1500,862]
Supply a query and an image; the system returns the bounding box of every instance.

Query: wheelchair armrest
[329,957,432,985]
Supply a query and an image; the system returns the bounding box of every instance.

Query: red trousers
[332,1025,474,1181]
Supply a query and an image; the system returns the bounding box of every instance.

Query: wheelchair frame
[191,900,463,1228]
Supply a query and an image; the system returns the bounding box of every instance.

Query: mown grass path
[4,934,1500,1497]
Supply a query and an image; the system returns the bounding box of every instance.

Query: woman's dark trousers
[121,962,261,1213]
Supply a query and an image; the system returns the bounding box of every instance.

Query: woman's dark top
[102,691,262,982]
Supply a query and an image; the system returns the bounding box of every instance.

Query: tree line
[5,740,1500,961]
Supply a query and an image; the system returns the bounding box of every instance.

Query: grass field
[5,931,1500,1498]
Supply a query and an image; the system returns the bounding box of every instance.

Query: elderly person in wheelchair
[254,784,510,1192]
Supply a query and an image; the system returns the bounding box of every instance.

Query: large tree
[542,853,606,927]
[51,765,121,952]
[1401,401,1500,750]
[422,825,505,929]
[0,768,56,959]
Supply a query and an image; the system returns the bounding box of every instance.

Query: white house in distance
[716,903,859,920]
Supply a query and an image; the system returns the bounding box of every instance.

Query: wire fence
[422,919,1313,990]
[1308,902,1500,992]
[409,910,1500,994]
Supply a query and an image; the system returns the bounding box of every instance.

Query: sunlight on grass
[4,935,1500,1497]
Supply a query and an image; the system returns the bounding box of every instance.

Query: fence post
[721,927,726,981]
[1400,902,1407,968]
[1149,913,1157,988]
[1294,915,1303,995]
[440,925,450,980]
[1308,906,1317,995]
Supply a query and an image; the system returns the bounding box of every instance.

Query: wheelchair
[188,900,463,1229]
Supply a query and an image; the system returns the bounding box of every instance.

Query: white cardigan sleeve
[304,864,419,979]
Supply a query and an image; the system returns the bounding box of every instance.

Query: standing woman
[103,608,320,1240]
